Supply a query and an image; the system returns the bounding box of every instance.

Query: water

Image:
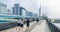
[47,21,60,32]
[0,20,12,24]
[53,23,60,29]
[0,20,16,31]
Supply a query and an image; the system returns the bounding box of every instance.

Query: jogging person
[26,19,30,31]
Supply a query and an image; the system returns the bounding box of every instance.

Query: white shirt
[17,19,21,23]
[17,19,24,24]
[21,21,24,24]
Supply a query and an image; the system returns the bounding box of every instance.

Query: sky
[0,0,40,13]
[0,0,60,19]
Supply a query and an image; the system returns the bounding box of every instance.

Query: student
[20,19,24,31]
[16,19,21,31]
[26,19,30,31]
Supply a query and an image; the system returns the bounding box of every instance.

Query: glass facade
[0,2,7,14]
[12,4,26,16]
[32,13,38,18]
[12,4,22,15]
[28,12,32,17]
[20,7,22,15]
[12,4,20,15]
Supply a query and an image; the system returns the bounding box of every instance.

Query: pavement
[0,20,51,32]
[31,20,45,32]
[30,20,51,32]
[0,21,37,32]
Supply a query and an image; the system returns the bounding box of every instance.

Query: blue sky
[1,0,60,19]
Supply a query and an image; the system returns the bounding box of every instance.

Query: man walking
[26,18,30,31]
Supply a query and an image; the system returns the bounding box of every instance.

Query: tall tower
[39,5,41,19]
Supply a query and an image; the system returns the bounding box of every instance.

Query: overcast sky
[0,0,60,19]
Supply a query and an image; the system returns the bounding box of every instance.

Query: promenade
[31,20,51,32]
[0,20,50,32]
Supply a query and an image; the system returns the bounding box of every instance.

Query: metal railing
[46,20,60,32]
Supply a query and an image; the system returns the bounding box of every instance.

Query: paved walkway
[0,20,51,32]
[31,20,45,32]
[31,20,51,32]
[0,21,36,32]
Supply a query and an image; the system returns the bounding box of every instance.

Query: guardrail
[46,20,60,32]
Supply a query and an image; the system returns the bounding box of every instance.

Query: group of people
[16,18,39,31]
[16,18,30,31]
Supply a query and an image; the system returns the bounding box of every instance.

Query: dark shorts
[27,23,29,27]
[18,23,21,26]
[21,24,23,27]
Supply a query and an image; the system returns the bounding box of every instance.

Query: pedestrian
[36,19,39,23]
[20,19,24,31]
[16,18,21,31]
[26,19,30,31]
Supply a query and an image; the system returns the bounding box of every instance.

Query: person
[36,19,39,23]
[26,19,30,31]
[16,18,21,31]
[20,19,24,31]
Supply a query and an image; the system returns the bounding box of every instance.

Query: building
[7,9,11,15]
[12,4,20,15]
[33,13,38,18]
[12,4,36,17]
[25,11,29,16]
[20,7,26,16]
[28,12,32,17]
[12,4,26,16]
[0,2,7,14]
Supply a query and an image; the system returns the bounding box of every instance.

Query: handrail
[46,20,60,32]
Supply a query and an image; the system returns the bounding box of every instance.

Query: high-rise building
[0,2,7,14]
[25,11,29,16]
[12,4,26,16]
[12,4,20,15]
[20,7,26,16]
[28,12,32,17]
[7,9,11,15]
[33,13,38,18]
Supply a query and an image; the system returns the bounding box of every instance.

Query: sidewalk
[0,21,36,32]
[30,20,50,32]
[0,20,50,32]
